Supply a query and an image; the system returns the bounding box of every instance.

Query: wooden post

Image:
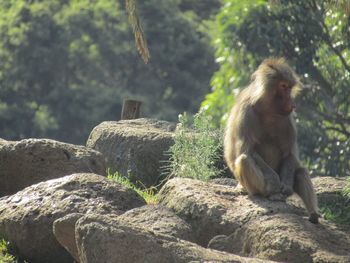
[121,99,142,120]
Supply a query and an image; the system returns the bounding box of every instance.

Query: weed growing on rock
[107,170,156,204]
[0,238,16,263]
[162,111,224,181]
[319,182,350,225]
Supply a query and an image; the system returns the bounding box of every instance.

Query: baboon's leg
[279,154,299,196]
[235,153,280,196]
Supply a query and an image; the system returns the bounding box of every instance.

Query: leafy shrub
[162,111,224,181]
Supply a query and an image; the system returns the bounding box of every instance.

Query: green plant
[0,0,216,144]
[0,238,16,263]
[200,0,350,177]
[318,178,350,225]
[107,170,156,204]
[319,193,350,225]
[163,111,224,181]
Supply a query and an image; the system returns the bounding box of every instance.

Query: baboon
[224,58,319,224]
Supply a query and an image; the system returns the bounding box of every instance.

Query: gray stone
[54,205,195,262]
[53,213,83,262]
[0,138,106,196]
[75,214,272,263]
[158,177,350,262]
[0,173,145,263]
[86,118,175,187]
[157,178,304,246]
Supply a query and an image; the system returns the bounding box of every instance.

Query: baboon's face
[274,80,295,116]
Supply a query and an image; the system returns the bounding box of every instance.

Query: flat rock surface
[157,178,304,245]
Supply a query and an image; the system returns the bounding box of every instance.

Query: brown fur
[224,58,319,223]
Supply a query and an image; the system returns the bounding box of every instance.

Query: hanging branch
[125,0,150,64]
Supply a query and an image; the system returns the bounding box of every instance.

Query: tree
[201,0,350,176]
[0,0,216,144]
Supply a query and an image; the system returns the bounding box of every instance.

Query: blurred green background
[0,0,349,177]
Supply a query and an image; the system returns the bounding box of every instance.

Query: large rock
[0,138,106,196]
[0,173,146,263]
[75,214,272,263]
[157,178,304,246]
[86,118,176,187]
[157,178,350,262]
[54,205,195,262]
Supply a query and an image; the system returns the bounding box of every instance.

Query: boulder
[0,138,106,196]
[54,205,195,262]
[86,118,176,187]
[0,173,145,263]
[157,178,304,246]
[75,214,272,263]
[157,178,350,262]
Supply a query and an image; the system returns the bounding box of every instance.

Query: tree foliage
[201,0,350,176]
[163,111,224,181]
[0,0,216,144]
